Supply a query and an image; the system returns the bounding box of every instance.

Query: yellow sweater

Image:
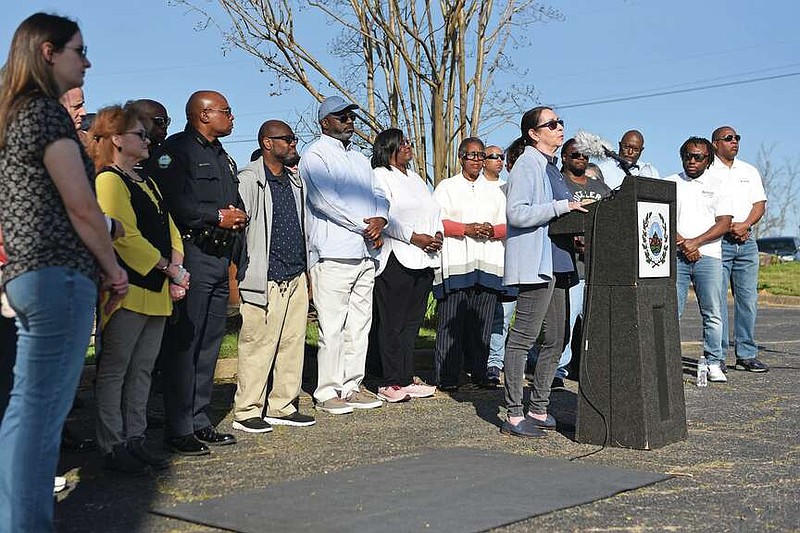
[95,169,183,323]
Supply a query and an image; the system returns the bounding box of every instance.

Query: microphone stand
[603,147,633,177]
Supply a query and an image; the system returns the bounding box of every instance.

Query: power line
[556,72,800,110]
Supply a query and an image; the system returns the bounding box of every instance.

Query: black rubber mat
[152,447,670,532]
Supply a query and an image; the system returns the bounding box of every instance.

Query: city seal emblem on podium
[641,211,668,267]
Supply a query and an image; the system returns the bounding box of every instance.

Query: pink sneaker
[401,383,436,398]
[377,386,411,403]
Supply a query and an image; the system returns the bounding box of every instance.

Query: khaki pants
[234,273,309,420]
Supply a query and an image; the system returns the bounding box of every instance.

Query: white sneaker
[707,363,728,382]
[315,397,354,415]
[344,389,383,409]
[54,476,67,494]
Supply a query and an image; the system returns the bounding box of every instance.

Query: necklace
[113,164,144,183]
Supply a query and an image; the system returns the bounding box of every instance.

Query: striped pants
[434,287,497,387]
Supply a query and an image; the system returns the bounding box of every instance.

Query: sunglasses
[330,112,357,123]
[400,138,414,147]
[461,151,486,161]
[569,152,589,160]
[268,134,299,144]
[67,45,88,59]
[152,116,171,128]
[205,108,233,117]
[123,130,149,141]
[714,134,741,142]
[683,152,708,162]
[535,119,564,130]
[484,153,504,161]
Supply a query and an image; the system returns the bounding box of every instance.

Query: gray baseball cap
[318,96,359,121]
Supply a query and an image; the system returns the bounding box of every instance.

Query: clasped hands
[218,205,248,231]
[167,263,191,302]
[411,231,443,253]
[729,222,750,242]
[363,217,387,249]
[677,236,701,262]
[464,222,494,240]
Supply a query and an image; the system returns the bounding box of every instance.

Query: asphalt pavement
[55,296,800,532]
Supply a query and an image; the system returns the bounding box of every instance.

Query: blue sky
[3,1,798,231]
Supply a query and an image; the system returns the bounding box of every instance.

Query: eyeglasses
[204,108,233,118]
[400,138,414,147]
[66,45,88,58]
[152,116,171,128]
[461,151,486,161]
[683,152,708,162]
[620,143,643,153]
[713,134,741,143]
[268,134,299,145]
[535,119,564,130]
[123,130,149,141]
[568,152,589,160]
[485,153,504,161]
[330,112,357,123]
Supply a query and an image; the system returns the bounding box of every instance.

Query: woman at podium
[501,106,586,439]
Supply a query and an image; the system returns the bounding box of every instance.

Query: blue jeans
[487,300,515,369]
[676,255,725,365]
[0,267,96,532]
[720,237,759,360]
[556,279,584,379]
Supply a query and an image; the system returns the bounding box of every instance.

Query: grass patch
[416,326,436,350]
[219,330,239,359]
[218,320,433,359]
[97,264,800,364]
[758,261,800,296]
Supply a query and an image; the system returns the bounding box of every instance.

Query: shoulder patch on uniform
[157,154,172,169]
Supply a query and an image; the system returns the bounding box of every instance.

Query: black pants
[163,242,230,437]
[373,253,433,387]
[434,286,496,387]
[0,316,17,425]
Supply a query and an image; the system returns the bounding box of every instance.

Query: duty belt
[183,226,237,257]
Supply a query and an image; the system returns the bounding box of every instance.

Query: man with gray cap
[299,96,389,414]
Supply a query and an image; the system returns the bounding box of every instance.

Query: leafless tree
[173,0,562,184]
[754,144,799,238]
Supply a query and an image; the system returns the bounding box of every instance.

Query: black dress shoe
[104,443,149,475]
[195,426,237,446]
[128,437,171,470]
[61,427,96,453]
[164,435,210,456]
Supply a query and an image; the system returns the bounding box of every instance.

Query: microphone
[573,130,633,175]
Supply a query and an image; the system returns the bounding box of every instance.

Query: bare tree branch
[755,144,800,238]
[173,0,562,183]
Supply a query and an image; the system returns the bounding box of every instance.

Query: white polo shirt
[665,171,732,259]
[705,156,767,223]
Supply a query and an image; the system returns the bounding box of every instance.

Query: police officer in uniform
[151,91,246,455]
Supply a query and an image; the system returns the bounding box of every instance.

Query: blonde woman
[88,104,188,473]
